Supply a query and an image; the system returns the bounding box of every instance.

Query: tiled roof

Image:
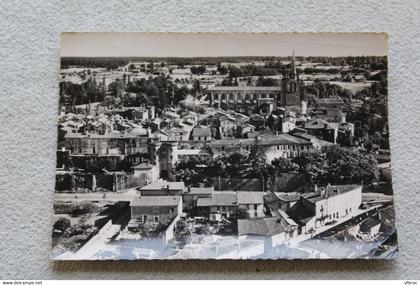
[130,196,181,207]
[207,86,282,91]
[192,125,212,137]
[196,191,238,207]
[237,217,290,236]
[64,132,138,139]
[304,119,336,130]
[237,191,264,204]
[275,192,301,202]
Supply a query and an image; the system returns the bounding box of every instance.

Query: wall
[0,0,420,280]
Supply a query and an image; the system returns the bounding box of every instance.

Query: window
[154,216,159,223]
[277,145,280,150]
[254,212,258,218]
[92,147,96,154]
[254,204,258,210]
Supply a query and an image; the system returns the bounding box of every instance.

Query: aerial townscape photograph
[52,33,397,260]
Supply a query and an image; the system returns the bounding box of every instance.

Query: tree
[294,146,377,185]
[293,149,327,184]
[272,157,299,173]
[217,63,228,75]
[324,146,377,184]
[190,65,206,75]
[54,218,71,232]
[174,86,189,104]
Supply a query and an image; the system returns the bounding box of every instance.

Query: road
[54,188,139,202]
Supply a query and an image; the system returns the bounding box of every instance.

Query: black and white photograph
[52,33,397,260]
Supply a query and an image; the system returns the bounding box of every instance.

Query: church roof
[207,86,282,92]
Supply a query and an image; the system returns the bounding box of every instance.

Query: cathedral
[206,51,307,116]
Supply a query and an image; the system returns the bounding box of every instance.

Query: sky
[61,33,388,57]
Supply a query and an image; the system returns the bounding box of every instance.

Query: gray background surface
[0,0,419,279]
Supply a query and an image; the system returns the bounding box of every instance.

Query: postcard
[52,33,397,260]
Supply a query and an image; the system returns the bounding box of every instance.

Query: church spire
[290,49,297,80]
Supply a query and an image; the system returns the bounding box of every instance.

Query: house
[81,120,112,135]
[166,126,190,141]
[138,181,185,196]
[368,114,385,133]
[128,196,182,230]
[191,125,212,142]
[129,126,148,136]
[303,118,338,144]
[182,184,214,211]
[310,108,346,123]
[264,192,301,213]
[249,113,265,130]
[162,110,180,122]
[240,123,256,138]
[337,122,355,145]
[131,107,149,122]
[289,130,334,150]
[237,215,299,245]
[177,148,212,164]
[182,112,199,124]
[196,191,265,222]
[358,216,382,240]
[196,191,238,222]
[210,134,312,161]
[219,115,236,138]
[64,131,149,158]
[314,96,345,110]
[150,129,169,142]
[279,114,296,133]
[130,163,159,187]
[287,185,362,234]
[237,191,265,218]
